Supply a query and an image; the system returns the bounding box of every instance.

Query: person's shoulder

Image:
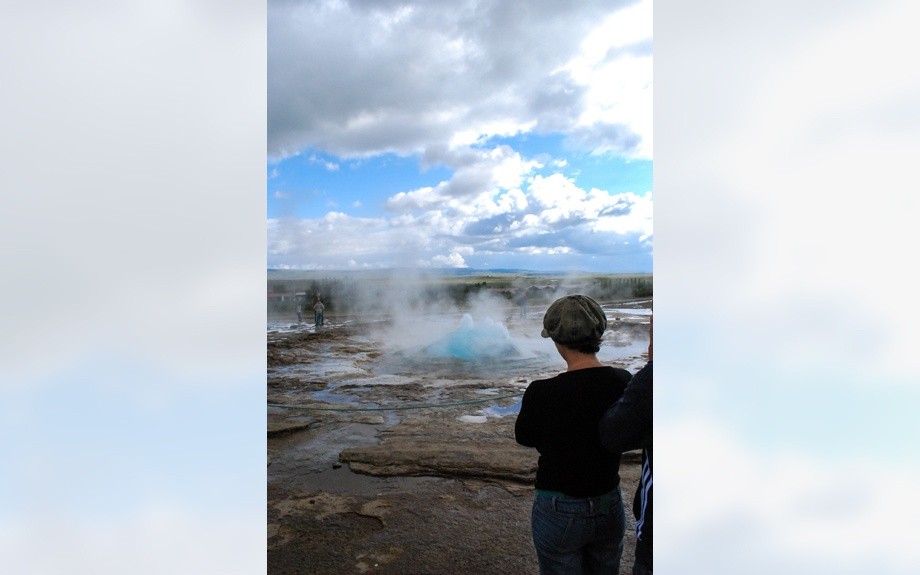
[524,374,559,392]
[528,375,556,387]
[604,365,633,384]
[631,361,652,387]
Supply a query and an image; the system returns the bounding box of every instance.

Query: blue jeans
[531,487,625,575]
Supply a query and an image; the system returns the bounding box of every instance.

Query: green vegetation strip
[267,391,525,412]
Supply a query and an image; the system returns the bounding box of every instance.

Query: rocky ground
[268,304,650,574]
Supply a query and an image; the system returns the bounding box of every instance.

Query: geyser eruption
[424,314,520,361]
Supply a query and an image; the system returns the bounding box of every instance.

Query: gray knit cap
[540,294,607,344]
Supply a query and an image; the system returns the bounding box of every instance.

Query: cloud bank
[268,0,650,160]
[269,153,653,270]
[268,0,653,271]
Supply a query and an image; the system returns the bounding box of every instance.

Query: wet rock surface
[268,304,650,574]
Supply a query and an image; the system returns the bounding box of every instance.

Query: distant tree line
[267,275,651,316]
[267,278,359,315]
[582,276,653,300]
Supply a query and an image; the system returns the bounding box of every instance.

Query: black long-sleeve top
[515,366,631,497]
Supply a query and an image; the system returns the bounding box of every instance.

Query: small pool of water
[312,388,362,405]
[480,401,522,417]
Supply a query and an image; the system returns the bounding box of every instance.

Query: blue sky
[267,0,653,272]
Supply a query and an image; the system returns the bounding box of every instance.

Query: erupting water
[423,314,520,361]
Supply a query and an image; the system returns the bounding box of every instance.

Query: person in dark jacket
[515,294,632,574]
[599,315,652,574]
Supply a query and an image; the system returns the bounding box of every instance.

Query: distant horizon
[267,267,653,277]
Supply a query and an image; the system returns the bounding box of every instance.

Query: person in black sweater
[516,294,632,574]
[600,315,652,574]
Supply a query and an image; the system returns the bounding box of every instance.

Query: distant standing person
[296,304,302,324]
[515,294,632,574]
[515,289,528,318]
[314,298,325,327]
[599,315,653,575]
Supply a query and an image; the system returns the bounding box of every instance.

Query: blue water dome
[424,314,520,361]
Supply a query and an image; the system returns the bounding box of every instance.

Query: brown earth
[268,309,649,575]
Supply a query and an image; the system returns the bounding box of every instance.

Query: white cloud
[564,0,653,158]
[529,173,591,221]
[429,252,469,268]
[269,212,451,269]
[268,0,653,272]
[386,185,442,211]
[308,154,339,171]
[268,0,650,160]
[385,145,539,215]
[269,155,652,270]
[496,188,529,213]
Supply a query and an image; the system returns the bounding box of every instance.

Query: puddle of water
[480,401,522,417]
[312,389,361,405]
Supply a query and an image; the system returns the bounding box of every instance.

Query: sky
[267,0,653,273]
[4,1,920,574]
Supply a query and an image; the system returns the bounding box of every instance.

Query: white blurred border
[0,1,266,574]
[656,0,920,572]
[3,0,920,573]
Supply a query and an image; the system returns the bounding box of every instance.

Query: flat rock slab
[267,417,313,437]
[340,438,537,483]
